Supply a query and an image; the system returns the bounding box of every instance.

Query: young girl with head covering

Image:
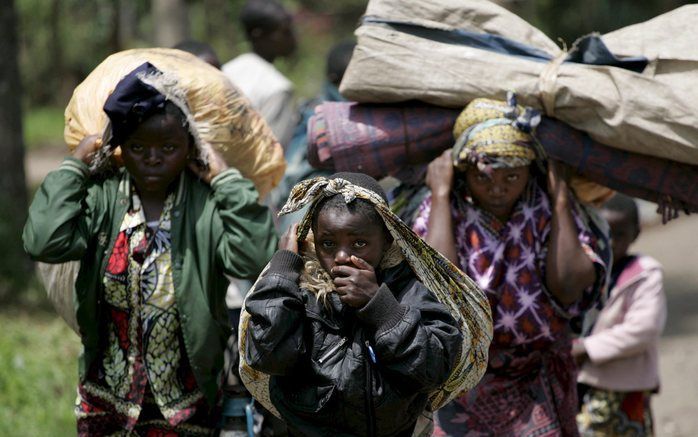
[239,172,493,436]
[23,62,277,435]
[412,94,610,436]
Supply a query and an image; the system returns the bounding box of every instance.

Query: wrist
[430,189,451,202]
[72,151,91,165]
[552,187,570,208]
[356,284,406,332]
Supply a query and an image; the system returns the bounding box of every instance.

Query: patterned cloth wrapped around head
[452,92,542,174]
[239,174,494,414]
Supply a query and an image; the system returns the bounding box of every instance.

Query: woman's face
[465,165,530,222]
[120,114,191,197]
[313,204,390,277]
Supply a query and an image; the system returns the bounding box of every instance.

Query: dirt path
[634,215,698,436]
[25,145,66,187]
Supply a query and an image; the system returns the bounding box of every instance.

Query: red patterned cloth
[577,388,654,436]
[76,192,217,435]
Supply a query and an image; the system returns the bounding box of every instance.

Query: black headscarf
[103,62,168,147]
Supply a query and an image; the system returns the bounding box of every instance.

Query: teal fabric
[23,158,278,406]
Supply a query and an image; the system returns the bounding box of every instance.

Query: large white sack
[340,0,698,165]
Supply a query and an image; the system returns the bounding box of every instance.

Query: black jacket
[244,250,463,437]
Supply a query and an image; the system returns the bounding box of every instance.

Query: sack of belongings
[306,101,698,215]
[65,47,285,198]
[340,0,698,166]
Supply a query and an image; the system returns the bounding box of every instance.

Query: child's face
[120,114,191,196]
[313,205,390,277]
[465,165,530,222]
[601,209,639,261]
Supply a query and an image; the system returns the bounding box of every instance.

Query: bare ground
[634,215,698,436]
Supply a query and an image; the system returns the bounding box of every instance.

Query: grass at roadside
[24,106,65,150]
[0,304,80,436]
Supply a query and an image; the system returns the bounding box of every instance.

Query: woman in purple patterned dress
[412,96,610,436]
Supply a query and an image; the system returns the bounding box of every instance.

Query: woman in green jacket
[23,62,277,435]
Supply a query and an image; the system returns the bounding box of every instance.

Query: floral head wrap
[239,174,493,414]
[452,92,542,175]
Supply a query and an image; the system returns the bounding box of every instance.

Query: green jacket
[23,158,278,406]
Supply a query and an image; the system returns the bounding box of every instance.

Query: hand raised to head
[279,223,300,254]
[188,148,229,184]
[73,134,102,165]
[547,159,573,207]
[426,148,454,199]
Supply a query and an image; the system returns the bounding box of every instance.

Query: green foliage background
[17,0,689,148]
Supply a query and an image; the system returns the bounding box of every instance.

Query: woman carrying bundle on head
[413,94,611,436]
[23,62,277,435]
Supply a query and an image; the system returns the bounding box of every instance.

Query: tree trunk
[0,0,31,300]
[119,0,138,48]
[152,0,190,47]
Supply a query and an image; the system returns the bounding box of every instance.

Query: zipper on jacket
[364,340,376,437]
[317,337,348,364]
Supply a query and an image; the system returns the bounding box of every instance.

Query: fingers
[337,293,363,307]
[332,276,352,288]
[279,223,299,253]
[73,134,103,165]
[331,265,359,278]
[333,278,379,308]
[426,156,454,197]
[350,255,374,272]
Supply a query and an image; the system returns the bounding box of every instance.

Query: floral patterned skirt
[76,383,218,436]
[577,387,654,437]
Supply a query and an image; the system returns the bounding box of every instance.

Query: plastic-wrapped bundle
[65,47,285,198]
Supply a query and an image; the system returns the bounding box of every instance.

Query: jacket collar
[377,261,414,294]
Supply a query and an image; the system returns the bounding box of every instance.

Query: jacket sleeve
[584,266,666,364]
[356,281,463,393]
[23,158,97,262]
[244,250,307,375]
[210,169,278,279]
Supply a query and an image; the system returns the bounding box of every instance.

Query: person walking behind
[575,194,666,436]
[223,0,298,149]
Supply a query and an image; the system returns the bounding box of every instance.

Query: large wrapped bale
[65,47,285,198]
[340,0,698,166]
[306,101,698,214]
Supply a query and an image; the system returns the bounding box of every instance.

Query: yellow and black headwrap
[453,92,542,174]
[239,174,493,414]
